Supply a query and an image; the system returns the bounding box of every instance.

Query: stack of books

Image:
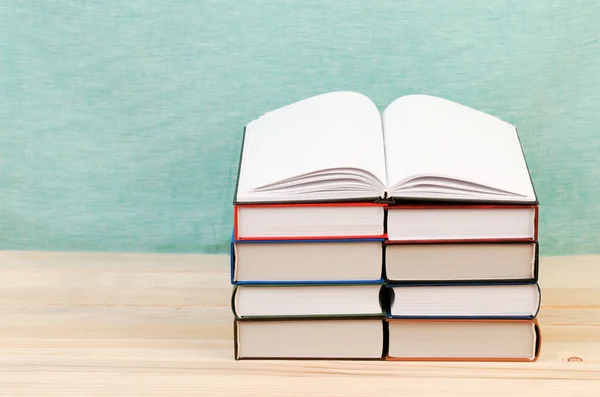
[230,91,540,361]
[230,203,388,359]
[385,206,541,362]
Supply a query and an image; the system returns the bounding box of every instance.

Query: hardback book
[230,238,384,284]
[234,91,537,205]
[234,202,385,241]
[234,318,385,360]
[385,242,539,283]
[386,319,540,362]
[387,283,541,319]
[386,204,538,243]
[231,284,386,319]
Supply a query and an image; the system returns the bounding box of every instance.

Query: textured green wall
[1,1,599,255]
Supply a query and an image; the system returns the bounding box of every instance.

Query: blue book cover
[230,235,385,285]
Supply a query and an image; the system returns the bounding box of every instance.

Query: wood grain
[0,251,598,396]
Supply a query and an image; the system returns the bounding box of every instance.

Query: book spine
[380,243,387,285]
[233,319,240,360]
[233,206,240,241]
[231,285,239,319]
[534,205,539,241]
[229,239,236,284]
[533,318,542,361]
[533,282,542,318]
[381,315,390,359]
[533,241,540,282]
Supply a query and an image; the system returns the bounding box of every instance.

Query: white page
[236,91,387,201]
[382,95,536,201]
[236,285,382,317]
[390,284,540,317]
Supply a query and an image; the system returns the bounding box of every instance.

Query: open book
[234,92,536,204]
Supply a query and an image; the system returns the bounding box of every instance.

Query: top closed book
[234,92,536,205]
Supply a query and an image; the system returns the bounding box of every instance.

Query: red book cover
[234,202,388,241]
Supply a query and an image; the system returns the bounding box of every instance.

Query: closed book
[387,282,541,320]
[234,318,386,360]
[230,238,384,285]
[385,241,539,283]
[234,202,386,241]
[231,283,387,320]
[386,204,538,243]
[386,319,541,362]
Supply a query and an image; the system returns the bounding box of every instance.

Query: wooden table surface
[0,251,598,396]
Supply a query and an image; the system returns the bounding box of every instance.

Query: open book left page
[234,91,387,204]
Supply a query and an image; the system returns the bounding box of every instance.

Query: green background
[1,1,599,256]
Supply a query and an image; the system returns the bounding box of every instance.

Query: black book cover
[384,241,540,284]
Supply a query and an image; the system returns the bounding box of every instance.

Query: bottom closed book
[386,319,540,362]
[235,318,384,360]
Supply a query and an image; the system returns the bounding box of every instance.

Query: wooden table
[0,251,598,396]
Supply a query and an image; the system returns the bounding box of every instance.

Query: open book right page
[382,95,536,203]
